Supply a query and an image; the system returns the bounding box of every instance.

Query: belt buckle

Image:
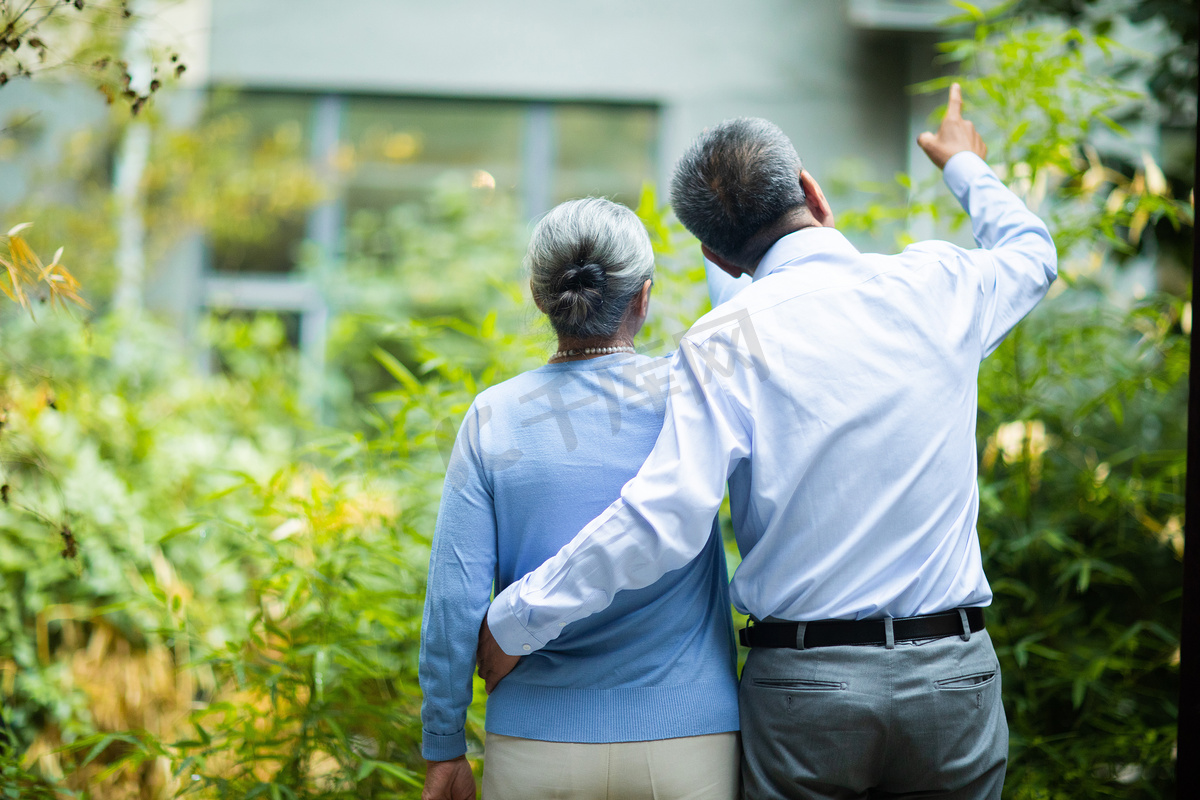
[738,624,753,647]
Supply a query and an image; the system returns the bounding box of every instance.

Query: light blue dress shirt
[488,152,1058,655]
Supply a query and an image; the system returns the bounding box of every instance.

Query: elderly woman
[419,198,739,800]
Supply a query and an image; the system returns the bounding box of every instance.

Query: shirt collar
[753,227,860,282]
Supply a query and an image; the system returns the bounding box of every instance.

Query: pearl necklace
[550,345,636,362]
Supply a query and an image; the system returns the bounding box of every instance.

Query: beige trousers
[481,731,740,800]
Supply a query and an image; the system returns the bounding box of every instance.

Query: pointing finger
[946,82,963,120]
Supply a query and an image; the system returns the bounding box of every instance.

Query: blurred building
[185,0,969,365]
[4,0,985,369]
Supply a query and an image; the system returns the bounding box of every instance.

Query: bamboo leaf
[373,347,422,393]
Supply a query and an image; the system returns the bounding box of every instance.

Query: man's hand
[477,615,521,694]
[917,83,987,170]
[422,757,475,800]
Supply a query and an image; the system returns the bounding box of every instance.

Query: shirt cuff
[422,729,467,761]
[487,589,548,656]
[942,151,992,200]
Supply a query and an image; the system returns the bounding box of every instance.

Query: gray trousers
[739,628,1007,800]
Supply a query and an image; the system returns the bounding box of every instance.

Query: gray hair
[527,198,655,340]
[669,117,805,265]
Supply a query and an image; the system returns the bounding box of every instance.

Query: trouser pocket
[751,677,847,691]
[935,670,998,690]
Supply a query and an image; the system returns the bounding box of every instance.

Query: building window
[205,91,659,275]
[207,93,318,275]
[197,91,660,402]
[553,104,658,206]
[342,97,527,218]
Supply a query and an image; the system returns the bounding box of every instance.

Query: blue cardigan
[418,352,739,760]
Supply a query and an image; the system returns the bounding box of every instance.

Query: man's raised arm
[918,82,1058,356]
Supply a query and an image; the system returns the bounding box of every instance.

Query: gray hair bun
[548,263,607,329]
[528,198,655,340]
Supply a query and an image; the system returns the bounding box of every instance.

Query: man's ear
[702,245,749,279]
[800,170,835,228]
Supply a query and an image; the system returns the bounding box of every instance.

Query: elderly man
[478,84,1056,798]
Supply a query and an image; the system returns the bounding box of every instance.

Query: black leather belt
[739,608,985,649]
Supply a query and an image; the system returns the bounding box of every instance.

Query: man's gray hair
[528,197,655,340]
[670,118,805,264]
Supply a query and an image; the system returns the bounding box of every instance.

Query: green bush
[978,298,1186,799]
[0,7,1191,800]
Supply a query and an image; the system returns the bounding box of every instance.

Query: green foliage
[926,11,1185,255]
[1,736,62,800]
[0,313,300,739]
[0,0,182,111]
[977,298,1186,798]
[122,462,431,798]
[325,173,539,417]
[1,7,1192,800]
[0,309,450,798]
[1012,0,1197,125]
[842,8,1189,264]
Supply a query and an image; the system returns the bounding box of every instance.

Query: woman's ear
[638,278,652,317]
[530,279,547,313]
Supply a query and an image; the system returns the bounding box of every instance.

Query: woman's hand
[477,616,521,694]
[422,757,476,800]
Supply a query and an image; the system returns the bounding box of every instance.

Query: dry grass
[23,617,194,799]
[21,548,206,797]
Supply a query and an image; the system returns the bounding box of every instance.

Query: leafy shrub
[0,8,1191,800]
[0,312,306,788]
[976,296,1186,799]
